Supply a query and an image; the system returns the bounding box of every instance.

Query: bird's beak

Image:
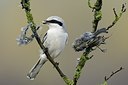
[42,20,47,24]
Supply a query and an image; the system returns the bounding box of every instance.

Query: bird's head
[42,16,65,28]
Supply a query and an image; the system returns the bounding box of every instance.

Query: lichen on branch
[73,50,91,85]
[88,0,102,32]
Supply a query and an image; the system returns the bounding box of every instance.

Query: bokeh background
[0,0,128,85]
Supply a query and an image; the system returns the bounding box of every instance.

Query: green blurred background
[0,0,128,85]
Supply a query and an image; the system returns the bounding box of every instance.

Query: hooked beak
[42,20,47,24]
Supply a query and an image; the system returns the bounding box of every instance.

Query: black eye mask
[46,20,63,26]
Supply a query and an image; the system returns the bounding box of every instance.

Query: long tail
[27,55,47,80]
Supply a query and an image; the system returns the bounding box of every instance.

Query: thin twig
[104,67,124,81]
[106,3,126,30]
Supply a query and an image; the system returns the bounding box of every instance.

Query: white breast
[44,27,68,58]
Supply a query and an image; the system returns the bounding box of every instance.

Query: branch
[88,0,102,32]
[73,49,91,85]
[104,67,124,81]
[20,0,71,84]
[100,67,124,85]
[106,3,126,30]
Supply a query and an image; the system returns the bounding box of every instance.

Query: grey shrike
[27,16,68,80]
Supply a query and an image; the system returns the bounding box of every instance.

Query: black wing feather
[41,32,47,44]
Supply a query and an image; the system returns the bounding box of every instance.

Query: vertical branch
[73,48,91,85]
[88,0,102,32]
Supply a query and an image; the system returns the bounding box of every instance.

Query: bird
[27,16,68,80]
